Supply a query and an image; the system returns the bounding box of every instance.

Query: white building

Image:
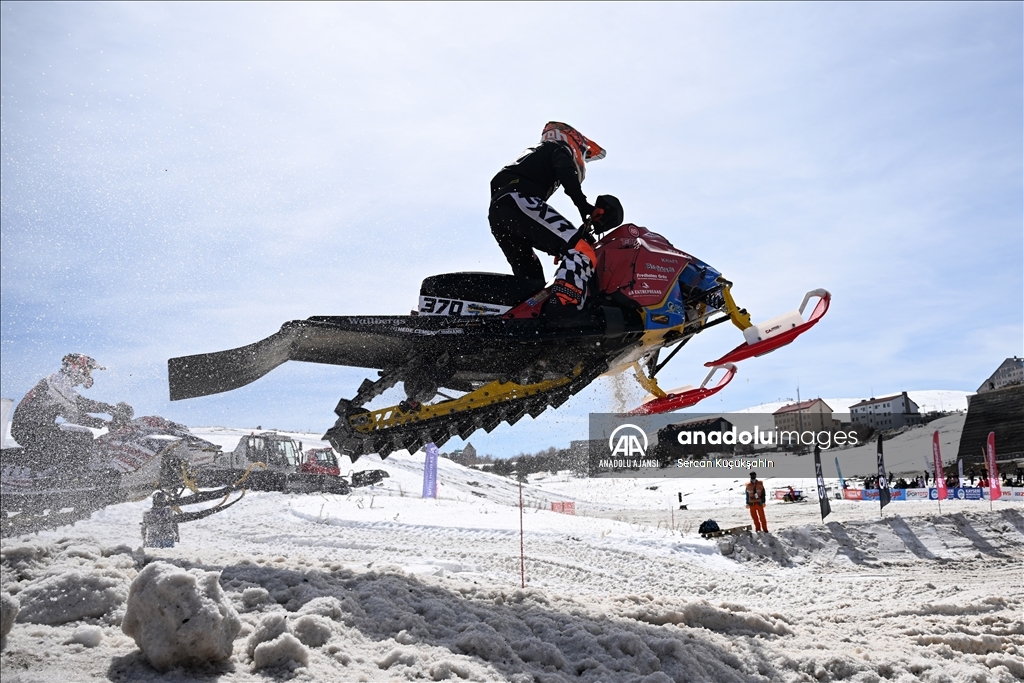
[850,392,921,430]
[977,357,1024,394]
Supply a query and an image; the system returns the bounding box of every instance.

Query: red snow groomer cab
[300,447,341,476]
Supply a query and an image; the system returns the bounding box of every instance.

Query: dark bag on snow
[698,519,720,535]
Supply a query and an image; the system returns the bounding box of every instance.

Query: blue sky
[2,2,1021,457]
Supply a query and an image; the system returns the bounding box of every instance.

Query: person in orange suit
[746,471,768,532]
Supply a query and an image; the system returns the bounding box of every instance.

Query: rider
[489,122,621,314]
[11,354,130,468]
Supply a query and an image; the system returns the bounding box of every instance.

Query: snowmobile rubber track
[330,360,609,459]
[0,486,124,537]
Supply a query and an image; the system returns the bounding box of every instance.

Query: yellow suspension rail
[720,283,753,331]
[348,366,582,434]
[630,362,666,399]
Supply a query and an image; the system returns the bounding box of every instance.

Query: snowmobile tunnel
[168,318,419,400]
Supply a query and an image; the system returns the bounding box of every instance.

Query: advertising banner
[932,431,947,500]
[863,489,880,501]
[422,442,438,498]
[905,488,930,500]
[1010,488,1024,499]
[986,432,1002,501]
[949,487,984,501]
[889,489,907,501]
[843,489,863,501]
[877,436,891,509]
[814,445,831,521]
[835,457,846,490]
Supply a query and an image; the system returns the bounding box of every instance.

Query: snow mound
[246,612,288,658]
[121,561,241,671]
[16,569,127,625]
[291,614,333,647]
[1,592,18,645]
[69,624,103,648]
[252,632,309,670]
[296,595,345,621]
[916,633,1002,654]
[240,586,271,610]
[623,599,791,635]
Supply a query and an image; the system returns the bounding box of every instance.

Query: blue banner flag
[422,443,438,498]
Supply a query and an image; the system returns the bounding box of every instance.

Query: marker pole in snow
[518,478,525,588]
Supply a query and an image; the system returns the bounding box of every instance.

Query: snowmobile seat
[419,273,546,307]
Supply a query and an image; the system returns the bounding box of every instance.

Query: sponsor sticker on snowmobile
[418,296,509,316]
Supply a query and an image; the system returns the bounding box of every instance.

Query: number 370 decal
[420,297,464,315]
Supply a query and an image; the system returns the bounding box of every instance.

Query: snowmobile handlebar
[110,402,135,427]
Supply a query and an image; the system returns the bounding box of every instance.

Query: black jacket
[491,141,589,215]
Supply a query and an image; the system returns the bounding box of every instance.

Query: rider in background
[11,354,130,468]
[488,122,617,314]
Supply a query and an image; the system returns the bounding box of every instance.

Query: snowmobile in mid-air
[168,221,830,461]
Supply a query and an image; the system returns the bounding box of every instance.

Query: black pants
[10,424,95,470]
[488,192,583,280]
[488,192,597,309]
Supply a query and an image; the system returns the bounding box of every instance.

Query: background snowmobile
[168,220,830,461]
[1,415,387,536]
[0,413,241,537]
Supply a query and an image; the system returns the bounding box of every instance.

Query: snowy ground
[2,428,1022,682]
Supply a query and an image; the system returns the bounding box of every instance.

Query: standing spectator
[745,472,768,533]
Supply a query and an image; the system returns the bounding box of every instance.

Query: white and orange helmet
[61,353,104,388]
[541,121,605,182]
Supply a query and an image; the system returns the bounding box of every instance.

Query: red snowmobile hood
[594,223,693,307]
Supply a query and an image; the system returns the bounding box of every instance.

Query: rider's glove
[111,402,134,427]
[577,202,594,223]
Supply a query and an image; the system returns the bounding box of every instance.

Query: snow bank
[252,632,309,670]
[1,592,18,645]
[16,570,126,625]
[243,611,325,669]
[121,561,241,671]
